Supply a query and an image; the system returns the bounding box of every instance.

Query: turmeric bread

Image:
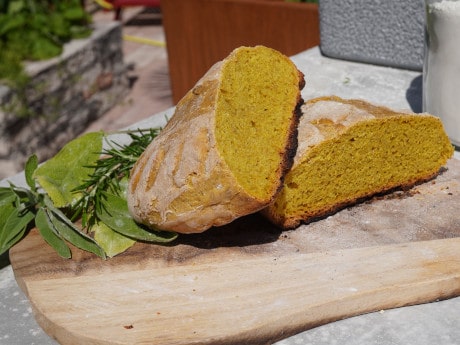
[263,96,454,229]
[128,46,304,233]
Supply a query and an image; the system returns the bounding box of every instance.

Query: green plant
[0,0,93,117]
[0,0,92,64]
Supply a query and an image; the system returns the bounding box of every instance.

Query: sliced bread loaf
[263,96,454,229]
[128,46,304,233]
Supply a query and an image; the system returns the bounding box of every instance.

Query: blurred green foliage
[0,0,92,83]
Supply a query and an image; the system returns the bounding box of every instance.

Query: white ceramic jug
[423,0,460,148]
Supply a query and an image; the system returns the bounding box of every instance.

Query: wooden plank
[10,235,460,345]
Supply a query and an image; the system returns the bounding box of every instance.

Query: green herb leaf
[93,221,136,258]
[97,192,177,243]
[43,197,105,259]
[0,186,33,254]
[0,187,16,207]
[24,154,38,191]
[35,208,71,259]
[0,203,34,255]
[47,210,106,259]
[0,201,16,235]
[34,132,104,208]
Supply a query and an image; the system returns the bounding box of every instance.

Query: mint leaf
[34,132,104,208]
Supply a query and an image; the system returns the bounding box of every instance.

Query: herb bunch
[72,128,161,229]
[0,128,177,259]
[0,155,105,259]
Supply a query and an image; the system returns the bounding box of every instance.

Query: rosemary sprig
[71,128,160,229]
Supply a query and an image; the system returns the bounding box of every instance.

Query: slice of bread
[263,96,454,229]
[128,46,304,233]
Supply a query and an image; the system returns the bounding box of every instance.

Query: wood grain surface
[9,159,460,345]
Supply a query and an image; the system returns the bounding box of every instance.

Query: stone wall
[0,21,129,179]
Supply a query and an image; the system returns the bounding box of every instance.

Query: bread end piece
[263,96,454,229]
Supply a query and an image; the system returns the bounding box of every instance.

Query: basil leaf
[35,208,71,259]
[43,197,106,259]
[97,192,177,243]
[24,154,38,192]
[93,221,136,258]
[34,132,104,208]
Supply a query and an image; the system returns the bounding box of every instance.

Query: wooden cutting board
[10,159,460,345]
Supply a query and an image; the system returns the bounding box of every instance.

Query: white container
[423,0,460,148]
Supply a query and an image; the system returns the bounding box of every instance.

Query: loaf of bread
[128,46,304,233]
[263,96,454,229]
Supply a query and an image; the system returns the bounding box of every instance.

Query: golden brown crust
[128,46,304,234]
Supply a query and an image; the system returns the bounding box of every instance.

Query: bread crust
[262,96,453,229]
[128,47,304,233]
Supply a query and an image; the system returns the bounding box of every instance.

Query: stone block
[319,0,425,71]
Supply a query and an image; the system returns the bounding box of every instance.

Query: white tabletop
[1,47,459,345]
